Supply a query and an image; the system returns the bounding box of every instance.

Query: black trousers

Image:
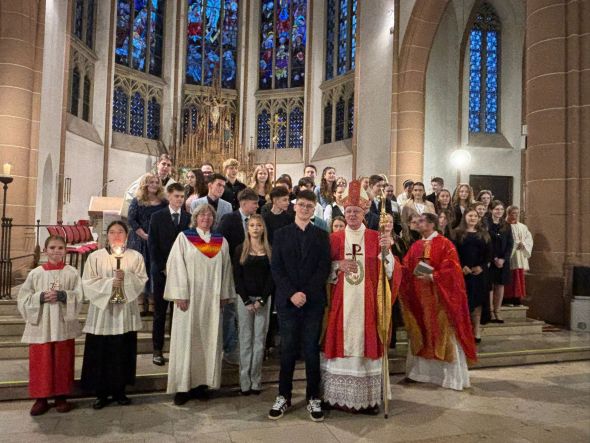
[151,271,172,351]
[277,304,324,400]
[81,332,137,398]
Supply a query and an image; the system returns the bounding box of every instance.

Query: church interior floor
[0,361,588,442]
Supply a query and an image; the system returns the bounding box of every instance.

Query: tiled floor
[0,361,588,442]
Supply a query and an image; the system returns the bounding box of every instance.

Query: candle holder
[109,245,127,304]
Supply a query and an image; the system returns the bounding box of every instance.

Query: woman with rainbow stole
[164,204,235,406]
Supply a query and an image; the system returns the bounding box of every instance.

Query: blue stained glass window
[257,110,271,149]
[147,97,161,139]
[323,103,332,144]
[115,0,165,76]
[291,0,306,87]
[468,3,500,134]
[259,0,307,89]
[222,0,239,88]
[325,0,356,79]
[276,109,287,148]
[203,0,221,86]
[73,0,84,40]
[325,0,336,81]
[112,88,128,133]
[130,92,145,136]
[86,0,95,48]
[115,0,131,65]
[335,98,345,141]
[82,77,91,121]
[347,95,354,138]
[186,0,239,89]
[289,107,304,148]
[350,0,356,70]
[337,0,348,75]
[70,68,81,116]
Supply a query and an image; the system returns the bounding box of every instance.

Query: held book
[413,261,434,276]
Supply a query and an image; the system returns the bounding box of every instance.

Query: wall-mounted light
[2,162,12,177]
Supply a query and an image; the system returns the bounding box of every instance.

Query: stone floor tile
[229,423,339,443]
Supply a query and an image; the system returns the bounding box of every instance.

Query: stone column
[524,0,590,324]
[390,0,448,190]
[0,1,44,249]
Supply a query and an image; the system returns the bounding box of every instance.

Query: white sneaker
[268,395,291,420]
[307,398,324,422]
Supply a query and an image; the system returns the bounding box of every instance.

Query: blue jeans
[223,302,238,355]
[277,304,324,400]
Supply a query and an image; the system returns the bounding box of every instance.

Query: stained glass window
[468,3,500,133]
[72,0,95,49]
[70,68,80,116]
[147,97,161,139]
[323,103,332,144]
[259,0,307,90]
[115,0,166,77]
[257,110,271,149]
[112,88,128,133]
[335,97,345,141]
[82,77,91,121]
[289,107,304,149]
[347,95,354,138]
[325,0,356,80]
[130,92,145,137]
[186,0,239,89]
[276,109,288,148]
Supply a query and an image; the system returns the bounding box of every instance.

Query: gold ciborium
[109,245,127,304]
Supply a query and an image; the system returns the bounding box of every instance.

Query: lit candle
[2,162,12,176]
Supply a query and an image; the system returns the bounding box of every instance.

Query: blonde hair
[249,165,272,196]
[239,214,272,265]
[222,158,239,171]
[190,204,217,228]
[135,173,165,205]
[452,183,475,207]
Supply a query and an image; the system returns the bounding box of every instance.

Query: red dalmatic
[401,235,477,363]
[323,229,401,359]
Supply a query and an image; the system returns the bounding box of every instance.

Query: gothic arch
[390,0,449,189]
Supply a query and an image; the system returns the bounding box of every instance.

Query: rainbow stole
[185,230,223,258]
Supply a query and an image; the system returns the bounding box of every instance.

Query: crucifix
[268,113,286,179]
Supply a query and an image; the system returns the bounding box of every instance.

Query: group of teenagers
[17,155,533,423]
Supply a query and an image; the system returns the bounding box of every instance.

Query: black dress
[487,221,514,285]
[455,232,492,312]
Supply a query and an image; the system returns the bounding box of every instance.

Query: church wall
[424,0,524,205]
[354,0,395,178]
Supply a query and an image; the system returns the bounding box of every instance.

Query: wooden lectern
[88,196,124,247]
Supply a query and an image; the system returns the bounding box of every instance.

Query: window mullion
[128,0,135,69]
[146,2,152,74]
[271,0,277,89]
[201,0,207,86]
[78,70,85,117]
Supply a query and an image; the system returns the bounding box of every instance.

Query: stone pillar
[390,0,448,190]
[0,1,44,249]
[524,0,590,324]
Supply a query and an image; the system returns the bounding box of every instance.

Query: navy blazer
[147,207,191,293]
[271,223,331,312]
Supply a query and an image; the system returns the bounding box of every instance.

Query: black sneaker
[268,395,291,420]
[307,398,324,422]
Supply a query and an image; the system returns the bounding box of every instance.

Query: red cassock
[323,229,402,360]
[401,235,477,363]
[29,339,75,398]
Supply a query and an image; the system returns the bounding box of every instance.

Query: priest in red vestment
[322,181,402,414]
[401,213,477,391]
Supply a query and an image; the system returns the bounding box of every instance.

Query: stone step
[394,317,544,340]
[0,300,89,316]
[0,315,158,338]
[0,332,169,360]
[1,331,588,401]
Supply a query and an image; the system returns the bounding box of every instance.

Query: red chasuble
[400,235,477,363]
[323,229,401,359]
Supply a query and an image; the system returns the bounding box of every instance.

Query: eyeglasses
[296,202,315,210]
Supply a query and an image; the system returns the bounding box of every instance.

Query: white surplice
[82,248,147,335]
[510,222,533,271]
[164,229,235,393]
[17,265,83,344]
[322,225,394,409]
